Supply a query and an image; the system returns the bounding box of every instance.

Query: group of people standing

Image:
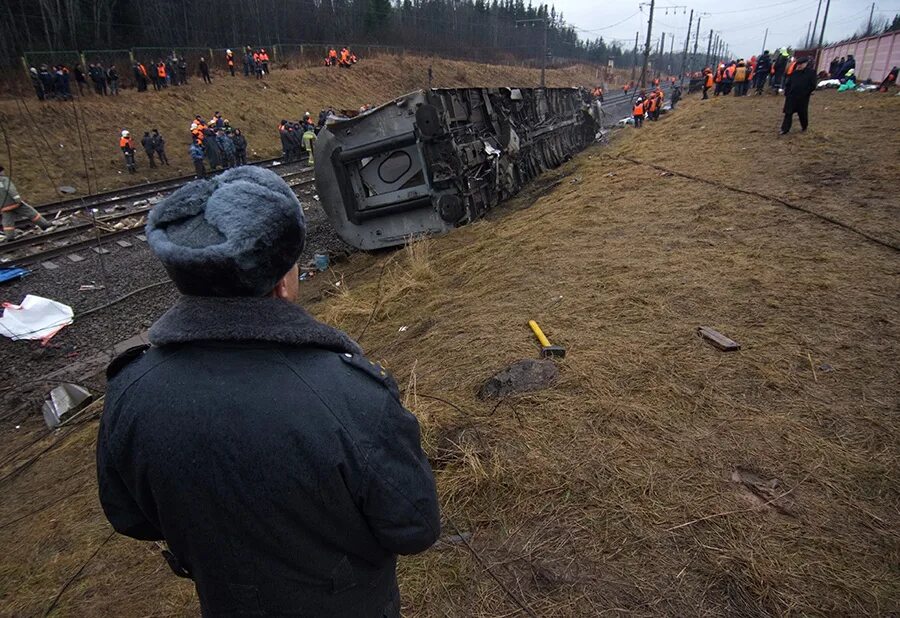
[119,129,169,174]
[29,63,120,101]
[631,87,668,128]
[189,112,249,178]
[324,47,358,68]
[278,114,320,165]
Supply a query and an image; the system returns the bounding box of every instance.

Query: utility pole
[805,22,812,48]
[692,14,706,71]
[679,9,693,86]
[542,18,547,87]
[761,28,768,54]
[639,0,655,89]
[705,29,713,69]
[631,31,639,83]
[812,0,823,47]
[867,2,875,36]
[659,32,666,76]
[817,0,831,50]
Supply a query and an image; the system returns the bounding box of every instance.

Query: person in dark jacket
[231,128,247,165]
[74,65,88,96]
[216,129,235,168]
[838,55,856,81]
[107,65,120,95]
[189,140,206,177]
[97,166,440,617]
[772,50,789,91]
[151,129,168,165]
[29,68,45,101]
[199,57,212,84]
[38,65,55,99]
[755,51,772,95]
[141,131,157,168]
[780,57,816,135]
[203,127,223,170]
[178,57,188,84]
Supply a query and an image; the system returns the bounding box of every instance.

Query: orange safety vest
[725,65,735,79]
[786,61,797,75]
[261,52,269,61]
[119,136,133,149]
[705,72,713,88]
[329,49,337,58]
[633,102,644,116]
[227,54,234,66]
[157,64,166,78]
[138,63,148,77]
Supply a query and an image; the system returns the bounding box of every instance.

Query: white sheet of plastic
[0,294,74,343]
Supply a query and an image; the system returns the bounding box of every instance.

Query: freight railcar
[314,87,597,250]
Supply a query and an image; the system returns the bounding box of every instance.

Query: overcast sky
[552,0,900,59]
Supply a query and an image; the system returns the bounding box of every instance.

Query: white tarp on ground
[0,294,74,343]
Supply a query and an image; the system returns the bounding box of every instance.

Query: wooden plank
[697,326,741,351]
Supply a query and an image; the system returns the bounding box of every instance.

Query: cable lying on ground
[618,155,900,253]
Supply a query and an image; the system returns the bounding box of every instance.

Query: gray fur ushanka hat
[146,166,305,297]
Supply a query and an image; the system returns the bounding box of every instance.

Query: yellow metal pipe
[528,320,552,348]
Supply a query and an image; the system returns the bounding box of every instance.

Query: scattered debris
[731,466,797,517]
[478,358,559,399]
[79,284,105,291]
[818,363,834,373]
[42,383,93,429]
[314,253,329,271]
[398,325,408,332]
[0,267,29,284]
[0,294,74,343]
[697,326,741,351]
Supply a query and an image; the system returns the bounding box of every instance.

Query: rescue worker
[772,49,789,91]
[714,62,724,96]
[780,56,816,135]
[232,128,247,165]
[839,55,856,81]
[755,51,772,95]
[722,61,736,96]
[632,98,644,128]
[199,57,212,84]
[157,61,167,89]
[120,130,137,173]
[54,66,72,101]
[243,49,253,77]
[189,139,206,178]
[339,47,351,68]
[210,111,225,130]
[226,49,235,77]
[279,120,292,161]
[702,67,713,100]
[260,49,270,73]
[646,92,658,121]
[328,48,338,66]
[132,63,146,92]
[190,123,204,145]
[302,124,317,165]
[733,60,749,96]
[1,166,52,242]
[165,58,176,86]
[141,131,157,168]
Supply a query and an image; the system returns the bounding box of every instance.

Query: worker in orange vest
[260,49,270,74]
[328,48,338,67]
[226,49,235,77]
[702,67,714,99]
[120,130,137,173]
[632,98,645,128]
[339,47,351,68]
[733,60,749,96]
[713,63,724,96]
[156,62,167,89]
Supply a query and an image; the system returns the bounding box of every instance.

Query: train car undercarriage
[315,87,597,250]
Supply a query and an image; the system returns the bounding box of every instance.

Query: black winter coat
[783,65,816,112]
[97,296,440,617]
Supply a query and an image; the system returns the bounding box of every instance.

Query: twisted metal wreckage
[315,87,604,250]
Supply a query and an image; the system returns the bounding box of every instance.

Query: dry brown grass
[0,89,897,616]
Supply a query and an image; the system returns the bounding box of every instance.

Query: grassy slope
[1,90,898,616]
[0,56,603,203]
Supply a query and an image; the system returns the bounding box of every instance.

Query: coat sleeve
[96,412,163,541]
[360,393,441,555]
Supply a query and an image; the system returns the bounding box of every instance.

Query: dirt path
[1,90,897,616]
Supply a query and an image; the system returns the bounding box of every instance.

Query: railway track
[2,166,316,266]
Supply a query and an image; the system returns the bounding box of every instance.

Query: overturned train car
[315,87,597,250]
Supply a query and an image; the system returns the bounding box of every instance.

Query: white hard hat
[227,49,232,54]
[121,130,129,137]
[191,123,198,130]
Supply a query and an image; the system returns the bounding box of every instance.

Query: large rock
[478,359,559,399]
